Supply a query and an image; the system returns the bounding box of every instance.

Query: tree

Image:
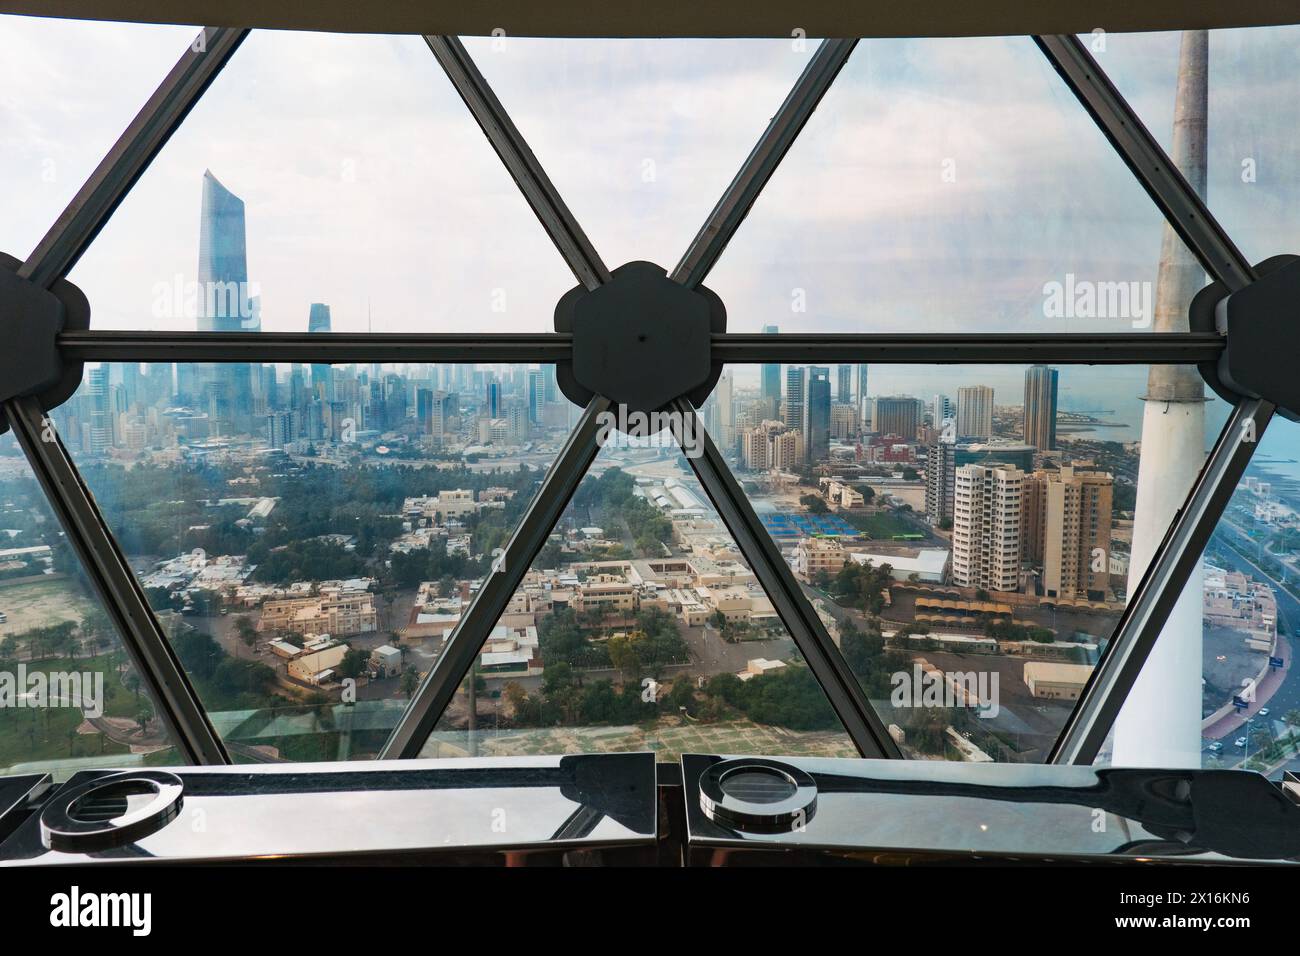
[338,647,370,680]
[234,615,258,654]
[399,665,420,698]
[800,494,829,515]
[607,632,642,680]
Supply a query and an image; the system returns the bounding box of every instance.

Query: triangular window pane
[696,362,1233,761]
[1100,411,1300,775]
[420,429,858,761]
[706,36,1201,334]
[0,15,198,262]
[0,437,182,778]
[54,360,578,762]
[1093,26,1300,271]
[464,36,809,275]
[67,31,574,333]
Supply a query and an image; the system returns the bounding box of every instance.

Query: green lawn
[846,510,918,539]
[0,652,153,772]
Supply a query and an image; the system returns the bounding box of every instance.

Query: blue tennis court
[760,512,858,539]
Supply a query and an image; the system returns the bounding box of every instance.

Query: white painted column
[1111,30,1209,768]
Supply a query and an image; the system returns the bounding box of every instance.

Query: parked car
[1207,741,1224,753]
[1234,736,1248,748]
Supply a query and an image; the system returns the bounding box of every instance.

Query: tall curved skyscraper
[196,170,256,431]
[198,169,250,333]
[308,303,333,402]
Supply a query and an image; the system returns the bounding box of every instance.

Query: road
[1203,519,1300,772]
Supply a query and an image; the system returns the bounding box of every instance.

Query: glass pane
[1105,412,1300,777]
[53,361,576,762]
[463,36,809,275]
[0,437,181,779]
[706,36,1198,334]
[696,362,1231,761]
[1095,26,1300,269]
[420,432,858,761]
[0,15,199,261]
[68,31,573,333]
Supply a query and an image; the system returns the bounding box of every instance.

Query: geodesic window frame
[0,25,1286,767]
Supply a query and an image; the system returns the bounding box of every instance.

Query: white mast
[1112,30,1209,767]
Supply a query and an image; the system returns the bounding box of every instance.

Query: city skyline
[10,24,1300,341]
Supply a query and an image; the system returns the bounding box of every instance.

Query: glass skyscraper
[197,170,256,429]
[197,169,251,333]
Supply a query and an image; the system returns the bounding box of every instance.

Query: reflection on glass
[0,15,198,261]
[0,444,180,779]
[66,30,573,333]
[1094,26,1300,269]
[463,36,808,276]
[421,435,858,762]
[698,363,1230,762]
[53,361,575,762]
[706,36,1192,334]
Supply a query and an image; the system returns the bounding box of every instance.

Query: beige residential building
[1040,466,1113,601]
[793,537,852,581]
[829,403,859,441]
[741,421,803,471]
[258,587,378,636]
[573,574,639,617]
[956,385,993,440]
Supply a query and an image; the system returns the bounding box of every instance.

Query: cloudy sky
[1,17,1297,419]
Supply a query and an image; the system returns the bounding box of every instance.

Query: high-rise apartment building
[1023,466,1114,600]
[932,393,955,432]
[742,421,803,472]
[527,368,545,424]
[783,366,805,434]
[925,439,956,526]
[857,365,870,429]
[1023,365,1059,451]
[952,464,1024,592]
[829,403,858,441]
[956,385,994,440]
[872,396,922,441]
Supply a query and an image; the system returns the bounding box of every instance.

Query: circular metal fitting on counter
[698,758,817,833]
[40,770,184,852]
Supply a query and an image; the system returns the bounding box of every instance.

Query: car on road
[1258,708,1270,718]
[1234,736,1248,748]
[1207,741,1224,753]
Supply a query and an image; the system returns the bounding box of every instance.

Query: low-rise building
[1023,661,1094,701]
[288,644,348,685]
[738,658,786,681]
[479,624,542,676]
[370,644,403,678]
